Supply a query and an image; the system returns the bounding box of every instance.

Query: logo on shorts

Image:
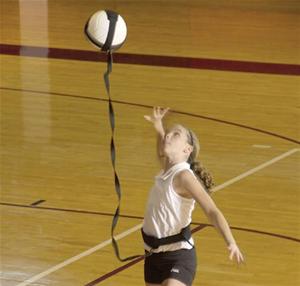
[171,268,180,273]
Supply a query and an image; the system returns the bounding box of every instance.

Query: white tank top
[143,161,196,252]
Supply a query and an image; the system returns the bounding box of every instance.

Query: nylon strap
[103,54,191,261]
[104,52,143,262]
[102,11,150,262]
[101,10,118,52]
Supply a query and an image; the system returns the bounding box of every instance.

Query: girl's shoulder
[173,169,197,187]
[173,169,195,199]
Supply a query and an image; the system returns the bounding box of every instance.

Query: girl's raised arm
[144,106,169,165]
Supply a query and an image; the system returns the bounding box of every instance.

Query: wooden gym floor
[1,0,299,285]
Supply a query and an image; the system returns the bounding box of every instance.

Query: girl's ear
[184,144,193,154]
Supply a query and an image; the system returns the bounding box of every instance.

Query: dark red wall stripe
[1,44,299,75]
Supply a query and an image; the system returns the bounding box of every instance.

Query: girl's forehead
[167,125,188,134]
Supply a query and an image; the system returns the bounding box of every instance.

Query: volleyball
[84,10,127,52]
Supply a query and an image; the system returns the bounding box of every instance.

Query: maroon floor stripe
[1,44,299,75]
[1,86,299,145]
[229,226,300,243]
[85,225,208,285]
[2,201,299,243]
[0,202,142,220]
[2,201,299,241]
[30,199,46,206]
[85,256,144,286]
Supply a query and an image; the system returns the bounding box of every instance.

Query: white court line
[16,223,143,286]
[16,148,299,286]
[252,144,272,149]
[211,148,299,193]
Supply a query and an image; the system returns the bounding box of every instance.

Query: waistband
[141,225,192,250]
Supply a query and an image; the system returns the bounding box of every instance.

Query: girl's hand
[228,243,244,264]
[144,106,170,123]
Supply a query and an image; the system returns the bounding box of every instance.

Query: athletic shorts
[144,248,197,286]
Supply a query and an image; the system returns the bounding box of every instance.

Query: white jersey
[143,161,196,252]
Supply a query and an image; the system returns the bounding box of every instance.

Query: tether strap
[102,10,118,52]
[104,55,193,260]
[104,52,142,262]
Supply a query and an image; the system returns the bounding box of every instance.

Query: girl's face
[163,125,193,159]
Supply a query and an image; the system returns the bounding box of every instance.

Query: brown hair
[185,128,215,193]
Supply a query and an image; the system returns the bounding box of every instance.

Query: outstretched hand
[144,106,170,123]
[228,243,245,264]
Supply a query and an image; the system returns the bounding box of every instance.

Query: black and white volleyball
[84,10,127,52]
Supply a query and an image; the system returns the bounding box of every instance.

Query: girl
[142,107,244,286]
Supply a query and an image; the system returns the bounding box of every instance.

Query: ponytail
[185,127,215,194]
[190,161,214,193]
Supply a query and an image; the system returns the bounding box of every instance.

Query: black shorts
[144,248,197,286]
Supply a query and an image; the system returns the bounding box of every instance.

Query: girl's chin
[162,146,169,154]
[162,149,173,157]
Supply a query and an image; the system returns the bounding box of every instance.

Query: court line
[15,223,143,286]
[85,255,145,286]
[14,148,299,285]
[1,86,300,145]
[85,148,300,285]
[30,200,46,206]
[252,144,272,149]
[85,224,208,286]
[1,43,300,75]
[211,148,300,193]
[0,201,142,220]
[1,202,299,243]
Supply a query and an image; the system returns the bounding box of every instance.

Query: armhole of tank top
[170,169,195,201]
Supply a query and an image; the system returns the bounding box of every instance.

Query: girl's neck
[163,157,187,172]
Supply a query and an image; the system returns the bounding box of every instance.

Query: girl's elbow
[206,207,221,220]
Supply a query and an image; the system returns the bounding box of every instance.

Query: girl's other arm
[178,170,245,264]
